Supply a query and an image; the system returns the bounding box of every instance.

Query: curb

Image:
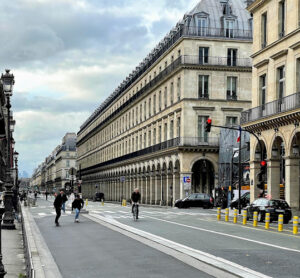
[21,205,62,278]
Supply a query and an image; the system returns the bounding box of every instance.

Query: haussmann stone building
[77,0,253,205]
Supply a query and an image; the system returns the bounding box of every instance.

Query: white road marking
[104,211,116,214]
[38,213,47,216]
[146,216,300,253]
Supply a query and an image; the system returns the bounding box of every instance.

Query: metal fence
[241,92,300,124]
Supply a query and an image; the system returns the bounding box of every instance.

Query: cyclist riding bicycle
[131,188,141,219]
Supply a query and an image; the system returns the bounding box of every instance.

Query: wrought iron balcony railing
[78,54,250,146]
[241,91,300,124]
[80,25,252,132]
[81,137,219,173]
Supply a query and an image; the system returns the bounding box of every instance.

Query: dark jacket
[72,198,84,210]
[131,192,141,203]
[62,194,68,203]
[54,194,64,209]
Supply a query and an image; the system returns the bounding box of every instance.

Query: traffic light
[256,160,267,190]
[205,118,212,132]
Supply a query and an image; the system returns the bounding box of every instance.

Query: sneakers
[75,219,79,223]
[55,223,60,227]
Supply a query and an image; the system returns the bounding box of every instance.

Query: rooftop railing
[78,55,251,145]
[80,25,252,132]
[241,91,300,124]
[81,136,219,173]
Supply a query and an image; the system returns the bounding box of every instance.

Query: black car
[246,198,292,224]
[93,192,104,202]
[175,193,214,209]
[230,192,250,209]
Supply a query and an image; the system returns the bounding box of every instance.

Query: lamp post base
[2,212,15,230]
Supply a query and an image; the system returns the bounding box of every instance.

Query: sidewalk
[3,221,26,278]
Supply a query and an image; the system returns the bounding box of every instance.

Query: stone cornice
[289,41,300,50]
[270,49,288,60]
[221,108,244,112]
[253,59,269,68]
[193,106,215,111]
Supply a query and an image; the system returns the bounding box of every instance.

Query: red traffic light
[207,119,212,124]
[260,160,266,167]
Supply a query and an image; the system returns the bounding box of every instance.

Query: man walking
[54,189,64,226]
[72,194,84,223]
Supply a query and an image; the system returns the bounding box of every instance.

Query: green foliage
[19,273,27,278]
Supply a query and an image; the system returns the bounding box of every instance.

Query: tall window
[139,134,142,149]
[227,77,237,100]
[149,98,151,117]
[153,94,156,114]
[297,59,300,92]
[170,120,174,139]
[177,117,181,137]
[164,87,167,108]
[278,0,285,38]
[144,101,146,120]
[226,116,238,127]
[136,107,138,124]
[199,47,209,64]
[261,13,267,48]
[148,130,151,146]
[140,104,142,122]
[177,77,181,101]
[198,75,209,99]
[132,138,134,152]
[259,74,267,107]
[66,160,70,167]
[198,116,209,142]
[159,126,162,143]
[227,49,237,66]
[277,66,285,99]
[164,123,168,141]
[159,91,162,111]
[144,133,146,148]
[153,128,156,145]
[225,20,234,38]
[136,136,138,150]
[198,17,207,36]
[170,82,174,104]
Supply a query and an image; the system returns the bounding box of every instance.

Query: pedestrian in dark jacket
[54,190,65,226]
[72,195,84,223]
[131,188,141,216]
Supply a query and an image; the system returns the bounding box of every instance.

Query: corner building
[242,0,300,212]
[77,0,253,205]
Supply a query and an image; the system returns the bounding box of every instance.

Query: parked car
[230,192,250,209]
[93,192,104,202]
[175,193,214,209]
[246,198,292,224]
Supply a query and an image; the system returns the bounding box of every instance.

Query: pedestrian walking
[72,194,84,223]
[53,189,65,226]
[61,192,68,213]
[45,190,49,201]
[34,191,37,199]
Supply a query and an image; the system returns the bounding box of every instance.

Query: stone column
[267,159,281,200]
[155,172,160,205]
[285,157,300,210]
[249,161,261,203]
[145,175,148,204]
[149,173,154,204]
[173,173,177,206]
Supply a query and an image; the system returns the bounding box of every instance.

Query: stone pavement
[3,221,26,278]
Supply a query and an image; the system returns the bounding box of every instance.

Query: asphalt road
[30,198,213,278]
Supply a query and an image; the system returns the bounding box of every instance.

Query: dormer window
[225,19,234,38]
[197,17,208,36]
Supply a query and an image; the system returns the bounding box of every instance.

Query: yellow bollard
[101,199,104,206]
[265,213,270,229]
[122,199,127,207]
[86,199,88,207]
[253,211,258,227]
[225,208,229,222]
[242,210,247,225]
[293,216,298,235]
[217,207,221,221]
[278,214,283,232]
[233,209,238,224]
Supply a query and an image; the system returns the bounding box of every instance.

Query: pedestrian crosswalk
[34,211,72,219]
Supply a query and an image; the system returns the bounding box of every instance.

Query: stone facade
[242,0,300,211]
[77,0,253,204]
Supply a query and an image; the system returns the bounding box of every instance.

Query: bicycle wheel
[133,206,137,221]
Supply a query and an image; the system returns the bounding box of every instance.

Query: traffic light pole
[209,123,265,211]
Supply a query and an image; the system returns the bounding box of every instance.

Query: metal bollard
[217,207,221,221]
[233,209,238,224]
[86,199,88,207]
[278,214,283,232]
[293,216,298,235]
[225,208,229,222]
[265,213,270,229]
[101,199,104,206]
[242,210,247,225]
[253,211,258,227]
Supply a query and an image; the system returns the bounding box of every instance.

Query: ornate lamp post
[13,151,19,192]
[1,69,15,230]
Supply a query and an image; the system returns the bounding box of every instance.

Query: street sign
[183,176,191,190]
[69,167,77,176]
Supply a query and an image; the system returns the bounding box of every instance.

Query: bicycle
[132,202,139,221]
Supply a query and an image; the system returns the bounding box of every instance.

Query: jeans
[62,202,66,213]
[75,208,80,220]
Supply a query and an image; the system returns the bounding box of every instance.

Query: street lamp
[13,151,19,192]
[1,69,15,230]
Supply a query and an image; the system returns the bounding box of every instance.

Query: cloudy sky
[1,0,199,177]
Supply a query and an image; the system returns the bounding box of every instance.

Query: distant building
[30,133,77,193]
[77,0,253,204]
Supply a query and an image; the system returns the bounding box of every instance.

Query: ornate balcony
[81,137,219,173]
[241,92,300,124]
